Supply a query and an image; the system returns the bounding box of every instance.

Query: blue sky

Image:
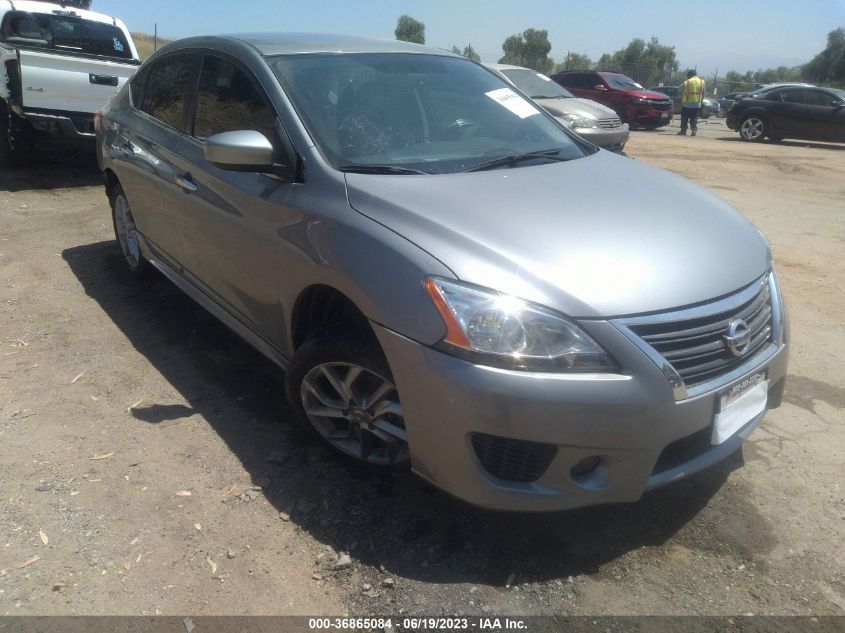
[97,0,845,75]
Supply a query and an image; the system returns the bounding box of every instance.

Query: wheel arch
[289,284,374,352]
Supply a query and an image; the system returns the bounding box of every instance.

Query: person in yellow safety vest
[678,69,705,136]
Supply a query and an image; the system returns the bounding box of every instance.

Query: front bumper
[373,306,788,512]
[726,111,740,131]
[573,124,630,151]
[633,107,673,127]
[24,110,96,141]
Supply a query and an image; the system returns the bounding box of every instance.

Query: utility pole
[154,23,158,52]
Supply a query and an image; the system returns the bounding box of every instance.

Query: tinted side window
[586,73,604,89]
[140,54,196,130]
[193,55,276,141]
[554,73,574,87]
[805,90,834,106]
[781,90,805,104]
[129,64,150,107]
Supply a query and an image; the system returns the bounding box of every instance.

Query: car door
[111,52,200,266]
[768,89,806,137]
[166,52,300,346]
[803,89,845,141]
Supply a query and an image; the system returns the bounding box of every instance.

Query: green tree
[395,15,425,44]
[804,27,845,85]
[451,43,480,62]
[555,52,592,72]
[499,28,554,73]
[599,37,678,86]
[595,53,614,70]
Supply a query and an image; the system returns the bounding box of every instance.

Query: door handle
[175,174,198,192]
[89,73,119,87]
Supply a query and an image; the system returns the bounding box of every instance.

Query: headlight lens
[561,113,598,129]
[424,277,618,372]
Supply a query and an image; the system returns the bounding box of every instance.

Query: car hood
[533,96,618,120]
[345,151,770,318]
[628,89,672,100]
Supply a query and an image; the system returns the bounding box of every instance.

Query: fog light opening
[570,455,600,477]
[570,455,605,487]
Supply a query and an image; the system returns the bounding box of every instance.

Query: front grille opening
[652,426,713,475]
[471,433,557,483]
[630,280,773,388]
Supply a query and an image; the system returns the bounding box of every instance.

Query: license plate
[712,372,767,445]
[661,112,669,119]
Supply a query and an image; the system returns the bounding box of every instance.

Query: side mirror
[593,84,608,91]
[205,128,300,181]
[205,130,275,170]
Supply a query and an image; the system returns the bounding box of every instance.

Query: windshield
[500,68,574,99]
[269,53,588,174]
[604,73,644,90]
[0,11,134,60]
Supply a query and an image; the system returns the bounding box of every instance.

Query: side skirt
[144,242,290,370]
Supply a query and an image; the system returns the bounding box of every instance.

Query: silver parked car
[97,34,789,512]
[488,63,629,151]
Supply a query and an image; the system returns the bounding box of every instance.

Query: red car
[550,70,674,129]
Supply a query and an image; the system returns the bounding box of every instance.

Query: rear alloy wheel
[286,326,409,467]
[739,115,767,142]
[110,184,149,276]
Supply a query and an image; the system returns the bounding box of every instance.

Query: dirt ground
[1,120,843,618]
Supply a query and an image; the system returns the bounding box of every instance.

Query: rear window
[0,11,135,61]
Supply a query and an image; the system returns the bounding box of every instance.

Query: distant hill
[131,32,173,60]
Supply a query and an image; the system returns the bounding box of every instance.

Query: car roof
[222,33,450,56]
[4,0,125,27]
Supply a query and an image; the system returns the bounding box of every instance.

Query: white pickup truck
[0,0,140,166]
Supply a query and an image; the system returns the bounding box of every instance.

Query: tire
[739,114,768,142]
[285,324,409,468]
[0,101,28,169]
[109,183,150,276]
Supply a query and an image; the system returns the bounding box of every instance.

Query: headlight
[424,277,618,372]
[560,113,598,129]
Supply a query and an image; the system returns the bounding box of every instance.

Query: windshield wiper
[530,94,567,99]
[338,164,428,175]
[465,148,571,172]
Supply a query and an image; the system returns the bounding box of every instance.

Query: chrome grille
[597,117,622,129]
[628,280,773,388]
[649,100,673,111]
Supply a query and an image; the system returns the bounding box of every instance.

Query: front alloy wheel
[300,362,408,465]
[739,115,767,142]
[286,325,409,467]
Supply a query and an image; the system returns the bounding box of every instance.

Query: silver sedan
[98,34,788,511]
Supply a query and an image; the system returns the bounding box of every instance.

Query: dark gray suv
[97,34,789,511]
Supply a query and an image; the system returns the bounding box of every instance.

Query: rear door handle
[175,174,198,192]
[89,74,118,87]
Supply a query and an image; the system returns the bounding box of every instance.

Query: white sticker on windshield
[535,73,551,81]
[485,87,539,119]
